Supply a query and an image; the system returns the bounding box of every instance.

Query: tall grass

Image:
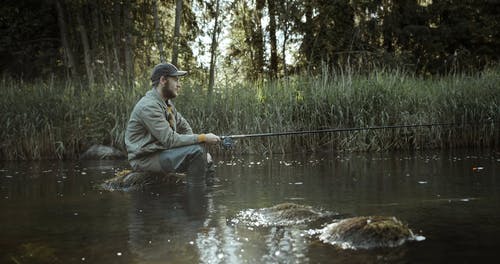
[1,67,499,160]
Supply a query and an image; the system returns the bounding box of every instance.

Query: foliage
[0,0,200,83]
[1,66,498,160]
[1,0,499,82]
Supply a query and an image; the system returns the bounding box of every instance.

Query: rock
[99,169,185,191]
[80,144,126,160]
[318,216,424,250]
[230,202,337,227]
[11,242,59,264]
[230,203,425,250]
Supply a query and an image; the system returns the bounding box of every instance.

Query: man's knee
[178,144,205,160]
[190,144,206,156]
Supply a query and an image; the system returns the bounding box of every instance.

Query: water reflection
[261,227,310,263]
[127,186,208,263]
[195,206,312,264]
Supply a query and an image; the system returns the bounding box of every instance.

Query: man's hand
[204,133,221,144]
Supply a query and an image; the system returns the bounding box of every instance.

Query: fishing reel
[220,136,235,149]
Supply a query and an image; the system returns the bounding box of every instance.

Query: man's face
[160,76,181,99]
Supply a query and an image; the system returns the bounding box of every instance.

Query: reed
[182,66,500,154]
[1,67,498,160]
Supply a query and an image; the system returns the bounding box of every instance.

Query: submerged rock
[230,202,336,227]
[80,144,126,160]
[318,216,424,250]
[11,242,59,264]
[100,169,184,191]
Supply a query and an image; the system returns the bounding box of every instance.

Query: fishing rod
[219,121,496,148]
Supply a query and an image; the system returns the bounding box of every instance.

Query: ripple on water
[229,203,336,227]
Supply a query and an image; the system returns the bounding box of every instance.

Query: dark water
[1,149,499,264]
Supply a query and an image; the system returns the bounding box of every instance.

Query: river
[1,149,499,263]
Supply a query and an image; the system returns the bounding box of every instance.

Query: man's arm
[175,111,193,135]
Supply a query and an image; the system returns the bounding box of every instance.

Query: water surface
[1,149,499,263]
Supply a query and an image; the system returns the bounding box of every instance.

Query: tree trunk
[282,28,288,77]
[208,0,220,96]
[267,0,278,79]
[254,0,265,77]
[55,0,77,80]
[112,2,122,80]
[277,0,290,77]
[99,9,111,83]
[76,7,94,88]
[172,0,183,65]
[303,0,314,64]
[382,0,394,53]
[124,0,134,85]
[90,0,100,82]
[153,0,165,62]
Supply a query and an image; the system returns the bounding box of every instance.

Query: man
[125,62,220,187]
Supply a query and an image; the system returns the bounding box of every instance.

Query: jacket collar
[147,88,170,107]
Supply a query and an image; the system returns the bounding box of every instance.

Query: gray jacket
[125,89,202,161]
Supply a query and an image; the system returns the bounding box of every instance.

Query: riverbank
[1,67,499,160]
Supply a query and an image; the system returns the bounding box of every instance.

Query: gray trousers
[130,144,214,187]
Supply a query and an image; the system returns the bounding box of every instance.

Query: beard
[161,83,177,99]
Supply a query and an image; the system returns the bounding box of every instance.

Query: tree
[172,0,183,65]
[153,0,166,62]
[276,0,299,77]
[253,0,265,77]
[225,0,254,79]
[267,0,278,79]
[208,0,221,96]
[55,0,77,80]
[124,0,134,84]
[76,3,94,88]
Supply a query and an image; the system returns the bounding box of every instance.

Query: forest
[2,0,500,81]
[1,0,499,159]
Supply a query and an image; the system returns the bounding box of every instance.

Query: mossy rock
[230,204,424,249]
[231,202,336,227]
[318,216,423,249]
[99,169,185,191]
